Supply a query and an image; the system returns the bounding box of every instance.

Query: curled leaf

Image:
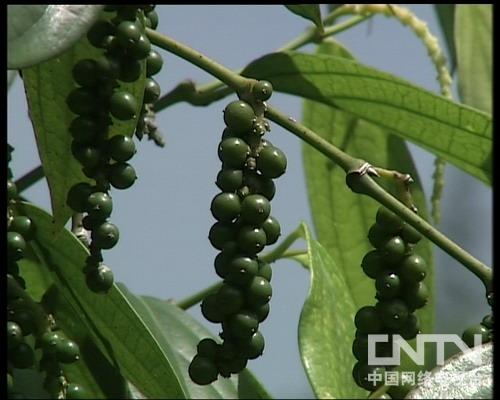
[7,5,104,69]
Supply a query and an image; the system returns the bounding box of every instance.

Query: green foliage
[243,50,492,185]
[284,5,323,31]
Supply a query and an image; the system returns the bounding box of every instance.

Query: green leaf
[22,17,146,230]
[242,51,492,185]
[117,290,273,399]
[17,202,185,399]
[297,222,365,399]
[406,343,493,399]
[8,70,17,90]
[284,5,323,31]
[298,40,435,398]
[455,5,492,113]
[434,5,456,73]
[42,285,130,399]
[7,5,104,69]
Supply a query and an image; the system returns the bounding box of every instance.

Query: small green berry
[236,226,267,255]
[9,342,35,369]
[86,264,114,293]
[188,355,218,385]
[402,282,429,310]
[377,299,409,330]
[110,91,137,120]
[226,256,258,286]
[210,192,241,223]
[215,284,244,315]
[261,216,281,245]
[7,321,23,350]
[218,137,250,169]
[376,207,403,234]
[245,276,272,306]
[208,222,236,250]
[66,383,87,399]
[223,100,255,135]
[143,78,161,103]
[116,20,141,46]
[146,10,159,29]
[257,260,272,282]
[91,222,119,249]
[118,57,143,82]
[256,145,287,179]
[361,250,385,279]
[398,254,427,283]
[375,271,401,299]
[7,232,26,262]
[9,216,35,241]
[252,80,273,102]
[240,194,271,225]
[462,324,491,347]
[197,338,219,358]
[66,88,96,115]
[107,135,136,162]
[201,294,224,323]
[146,50,163,76]
[56,339,80,363]
[237,331,265,359]
[243,172,276,200]
[354,306,383,334]
[131,34,151,60]
[71,143,103,169]
[72,59,99,87]
[225,311,259,339]
[8,180,18,200]
[67,183,94,212]
[216,168,243,192]
[108,162,137,189]
[87,20,114,48]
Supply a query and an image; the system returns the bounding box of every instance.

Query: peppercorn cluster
[189,81,286,385]
[352,206,429,392]
[7,147,85,399]
[65,5,164,293]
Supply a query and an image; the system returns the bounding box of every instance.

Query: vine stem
[152,14,370,111]
[145,30,492,293]
[176,281,222,310]
[14,165,44,193]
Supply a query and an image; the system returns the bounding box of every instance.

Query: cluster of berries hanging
[8,146,85,399]
[65,4,163,293]
[189,81,287,385]
[352,206,429,392]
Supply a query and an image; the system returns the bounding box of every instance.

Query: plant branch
[259,225,305,264]
[152,15,370,111]
[176,280,222,311]
[14,165,45,193]
[145,30,492,293]
[146,28,251,94]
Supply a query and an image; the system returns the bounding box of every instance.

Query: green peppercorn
[197,338,219,359]
[462,324,491,347]
[261,216,281,245]
[56,339,80,363]
[245,276,272,306]
[7,232,26,262]
[354,363,385,391]
[243,172,276,200]
[256,145,287,179]
[354,306,382,334]
[237,331,265,359]
[71,143,103,169]
[8,180,18,201]
[402,281,429,311]
[7,321,23,350]
[116,20,141,46]
[9,342,35,369]
[66,383,87,399]
[210,192,241,222]
[226,256,258,286]
[216,168,243,192]
[201,294,224,323]
[401,223,422,244]
[69,116,100,144]
[131,34,151,60]
[188,355,218,385]
[375,271,401,299]
[67,182,94,212]
[225,311,259,339]
[218,137,250,169]
[91,222,119,249]
[398,254,427,284]
[376,207,403,234]
[110,91,138,120]
[208,222,236,250]
[146,10,159,29]
[367,224,393,249]
[66,88,96,116]
[72,59,99,87]
[251,302,270,323]
[398,313,420,340]
[143,78,161,103]
[223,100,255,135]
[377,299,409,330]
[86,264,114,293]
[252,80,273,102]
[257,260,272,282]
[215,284,244,315]
[87,20,114,48]
[108,162,137,189]
[146,50,163,76]
[107,135,136,162]
[40,331,63,355]
[361,250,385,279]
[9,216,35,241]
[379,236,406,264]
[237,226,267,255]
[118,57,143,82]
[240,194,271,225]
